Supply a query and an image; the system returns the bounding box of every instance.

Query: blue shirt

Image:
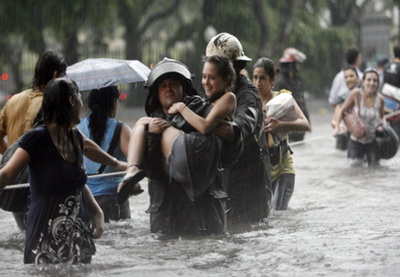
[77,118,126,196]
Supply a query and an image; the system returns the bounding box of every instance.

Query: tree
[44,0,119,65]
[0,0,47,92]
[163,0,259,92]
[118,0,181,61]
[252,0,299,58]
[0,0,397,101]
[0,0,119,92]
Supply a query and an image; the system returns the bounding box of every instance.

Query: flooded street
[0,98,399,276]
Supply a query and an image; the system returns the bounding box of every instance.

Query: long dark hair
[43,77,81,160]
[32,51,67,89]
[253,57,280,80]
[88,86,119,145]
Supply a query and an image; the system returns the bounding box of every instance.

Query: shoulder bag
[343,90,366,139]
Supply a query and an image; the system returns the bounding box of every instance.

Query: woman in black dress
[0,77,104,264]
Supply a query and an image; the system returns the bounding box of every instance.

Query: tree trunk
[125,24,141,60]
[64,33,80,65]
[11,48,23,93]
[252,0,270,57]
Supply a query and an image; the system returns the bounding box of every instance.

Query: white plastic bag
[265,93,297,140]
[382,83,400,102]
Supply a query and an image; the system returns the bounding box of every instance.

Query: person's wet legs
[118,117,153,204]
[125,117,153,176]
[160,126,182,158]
[347,138,364,167]
[272,173,295,210]
[366,140,380,167]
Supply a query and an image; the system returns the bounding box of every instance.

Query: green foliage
[209,1,259,59]
[0,0,396,102]
[275,3,357,96]
[298,27,356,96]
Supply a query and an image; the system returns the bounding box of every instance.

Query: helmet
[205,32,251,62]
[376,124,399,159]
[279,47,307,63]
[144,57,197,116]
[145,57,193,88]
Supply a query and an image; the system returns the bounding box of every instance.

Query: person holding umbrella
[0,51,127,231]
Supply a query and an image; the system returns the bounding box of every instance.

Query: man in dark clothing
[138,58,227,234]
[274,47,310,142]
[205,33,272,224]
[383,44,400,138]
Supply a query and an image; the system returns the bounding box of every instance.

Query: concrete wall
[360,13,392,66]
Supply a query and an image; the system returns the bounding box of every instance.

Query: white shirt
[328,68,363,105]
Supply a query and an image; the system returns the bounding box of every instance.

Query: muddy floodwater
[0,99,399,277]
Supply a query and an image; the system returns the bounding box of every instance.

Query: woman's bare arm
[333,88,359,133]
[83,185,104,239]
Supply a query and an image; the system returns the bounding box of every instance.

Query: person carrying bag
[342,89,366,139]
[334,68,385,167]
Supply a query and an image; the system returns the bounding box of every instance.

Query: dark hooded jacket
[222,75,272,223]
[142,89,227,235]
